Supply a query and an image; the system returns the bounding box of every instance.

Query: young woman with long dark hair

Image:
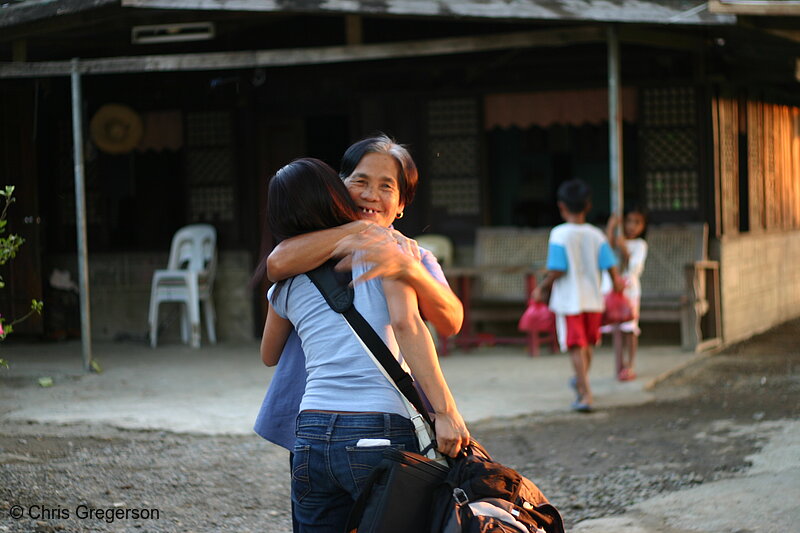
[254,134,462,452]
[260,158,469,533]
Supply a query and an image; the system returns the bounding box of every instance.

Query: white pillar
[607,26,624,221]
[70,58,94,372]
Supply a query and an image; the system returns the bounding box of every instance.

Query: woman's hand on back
[339,225,463,337]
[332,225,421,283]
[387,229,421,262]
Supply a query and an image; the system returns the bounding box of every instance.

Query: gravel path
[2,320,798,532]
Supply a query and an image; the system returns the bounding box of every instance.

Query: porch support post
[70,58,93,372]
[607,25,624,221]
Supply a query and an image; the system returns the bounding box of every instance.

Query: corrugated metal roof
[1,0,736,28]
[123,0,736,24]
[0,0,119,28]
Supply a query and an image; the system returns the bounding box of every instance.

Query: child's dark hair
[557,179,592,214]
[268,158,360,242]
[625,205,649,239]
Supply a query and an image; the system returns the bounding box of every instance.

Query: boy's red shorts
[558,312,603,350]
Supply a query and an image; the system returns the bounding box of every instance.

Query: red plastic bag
[518,299,555,332]
[602,291,634,325]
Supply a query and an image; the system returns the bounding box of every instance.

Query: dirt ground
[1,319,799,533]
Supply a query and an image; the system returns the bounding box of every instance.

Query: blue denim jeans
[292,411,419,533]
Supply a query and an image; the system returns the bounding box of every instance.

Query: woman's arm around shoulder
[266,220,371,282]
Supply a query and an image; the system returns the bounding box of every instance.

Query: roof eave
[0,0,738,30]
[0,0,120,29]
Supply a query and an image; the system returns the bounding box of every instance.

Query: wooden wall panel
[755,103,800,232]
[733,98,800,235]
[794,109,800,228]
[780,106,795,229]
[712,96,722,237]
[778,106,788,229]
[763,105,779,230]
[747,101,765,232]
[718,98,739,235]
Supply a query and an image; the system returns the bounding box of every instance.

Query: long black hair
[268,157,360,242]
[339,133,418,208]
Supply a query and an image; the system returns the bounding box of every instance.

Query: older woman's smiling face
[343,152,405,229]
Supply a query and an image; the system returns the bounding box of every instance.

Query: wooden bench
[450,224,721,353]
[473,226,550,304]
[638,223,722,352]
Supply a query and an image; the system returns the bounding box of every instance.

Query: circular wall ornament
[90,104,143,154]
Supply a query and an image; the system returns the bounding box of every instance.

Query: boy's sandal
[568,376,580,401]
[617,368,637,381]
[571,400,593,413]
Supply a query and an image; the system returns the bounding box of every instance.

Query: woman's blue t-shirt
[253,248,449,450]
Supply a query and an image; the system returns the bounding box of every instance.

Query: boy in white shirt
[534,179,623,412]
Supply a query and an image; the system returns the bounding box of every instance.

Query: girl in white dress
[602,207,648,381]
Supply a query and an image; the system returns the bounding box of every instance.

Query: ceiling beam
[0,26,606,78]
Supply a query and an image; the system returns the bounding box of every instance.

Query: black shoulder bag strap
[305,261,435,432]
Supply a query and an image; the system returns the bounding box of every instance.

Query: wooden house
[0,0,798,351]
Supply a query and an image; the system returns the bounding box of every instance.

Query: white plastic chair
[415,234,454,268]
[414,234,455,354]
[148,224,217,348]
